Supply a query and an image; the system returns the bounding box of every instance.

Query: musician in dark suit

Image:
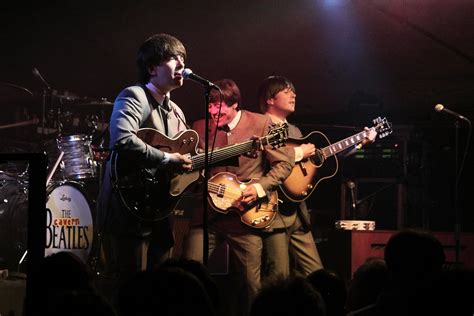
[97,33,192,283]
[182,78,294,315]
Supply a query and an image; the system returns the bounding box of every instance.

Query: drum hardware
[8,150,64,271]
[46,151,64,186]
[0,173,28,272]
[0,118,39,131]
[0,81,34,97]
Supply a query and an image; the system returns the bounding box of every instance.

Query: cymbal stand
[41,89,47,141]
[16,151,64,272]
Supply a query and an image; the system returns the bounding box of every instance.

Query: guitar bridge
[251,215,272,226]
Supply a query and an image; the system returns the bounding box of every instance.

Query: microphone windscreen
[434,104,444,112]
[182,68,193,78]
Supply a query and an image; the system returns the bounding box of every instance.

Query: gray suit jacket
[268,121,313,231]
[98,84,187,234]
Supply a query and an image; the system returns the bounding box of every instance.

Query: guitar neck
[191,140,255,170]
[321,129,371,158]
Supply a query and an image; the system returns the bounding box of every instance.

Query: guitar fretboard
[191,139,260,170]
[321,130,370,158]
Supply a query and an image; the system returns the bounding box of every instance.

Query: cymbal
[61,99,113,112]
[71,100,113,107]
[52,91,82,101]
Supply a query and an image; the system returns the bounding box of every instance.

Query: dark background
[1,0,473,232]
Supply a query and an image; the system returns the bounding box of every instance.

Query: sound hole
[310,150,324,166]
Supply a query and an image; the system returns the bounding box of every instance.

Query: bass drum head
[45,181,94,263]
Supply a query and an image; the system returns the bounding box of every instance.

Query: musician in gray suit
[258,75,377,281]
[97,33,192,283]
[258,76,324,279]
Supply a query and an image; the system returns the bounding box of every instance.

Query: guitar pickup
[299,161,308,176]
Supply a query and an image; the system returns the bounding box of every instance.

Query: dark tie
[218,124,230,133]
[162,96,170,111]
[161,96,170,135]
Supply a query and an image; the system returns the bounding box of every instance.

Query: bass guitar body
[207,172,278,229]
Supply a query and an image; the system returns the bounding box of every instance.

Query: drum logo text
[45,208,90,250]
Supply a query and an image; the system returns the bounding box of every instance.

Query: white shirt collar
[145,82,169,105]
[227,110,242,130]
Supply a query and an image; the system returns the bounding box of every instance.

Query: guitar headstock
[264,123,289,149]
[372,117,393,139]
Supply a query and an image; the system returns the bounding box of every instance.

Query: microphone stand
[202,87,211,266]
[41,88,48,142]
[454,120,461,264]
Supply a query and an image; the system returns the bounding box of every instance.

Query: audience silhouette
[35,251,116,316]
[347,229,458,315]
[345,258,388,313]
[24,231,473,316]
[158,257,221,311]
[250,275,326,316]
[117,266,215,316]
[307,268,347,316]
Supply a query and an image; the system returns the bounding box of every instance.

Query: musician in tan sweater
[183,78,293,316]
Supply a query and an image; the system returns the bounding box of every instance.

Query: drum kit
[0,85,112,272]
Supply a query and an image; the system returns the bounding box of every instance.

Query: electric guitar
[111,124,288,221]
[207,172,278,229]
[280,117,392,202]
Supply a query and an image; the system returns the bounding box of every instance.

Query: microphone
[32,67,51,90]
[182,68,220,90]
[347,180,357,211]
[434,104,469,122]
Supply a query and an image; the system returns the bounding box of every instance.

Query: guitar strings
[208,182,242,199]
[192,142,254,167]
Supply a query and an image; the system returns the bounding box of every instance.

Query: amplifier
[318,230,474,283]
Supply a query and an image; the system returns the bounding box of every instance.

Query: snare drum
[57,134,96,180]
[45,181,94,263]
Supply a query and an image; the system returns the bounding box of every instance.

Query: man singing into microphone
[97,33,192,283]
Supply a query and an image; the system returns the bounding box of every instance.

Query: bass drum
[45,181,94,263]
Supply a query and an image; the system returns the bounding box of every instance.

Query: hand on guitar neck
[166,152,192,172]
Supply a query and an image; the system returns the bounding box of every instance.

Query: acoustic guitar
[280,117,392,202]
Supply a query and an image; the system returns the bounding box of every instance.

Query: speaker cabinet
[319,230,474,283]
